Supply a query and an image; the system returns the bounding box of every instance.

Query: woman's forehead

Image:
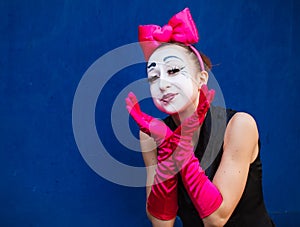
[148,45,189,63]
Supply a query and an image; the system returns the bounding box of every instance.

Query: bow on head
[138,8,200,61]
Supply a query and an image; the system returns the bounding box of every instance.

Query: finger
[199,87,208,104]
[128,92,137,102]
[125,96,133,106]
[126,96,141,118]
[204,89,215,104]
[126,105,133,114]
[208,89,215,103]
[126,104,143,124]
[199,86,215,105]
[200,84,208,94]
[125,97,135,111]
[128,92,142,113]
[127,92,137,107]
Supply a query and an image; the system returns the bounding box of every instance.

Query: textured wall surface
[1,0,299,226]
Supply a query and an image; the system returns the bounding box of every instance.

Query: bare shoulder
[226,112,258,138]
[228,112,258,129]
[223,112,259,163]
[211,112,260,223]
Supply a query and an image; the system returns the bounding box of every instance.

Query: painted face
[147,45,201,115]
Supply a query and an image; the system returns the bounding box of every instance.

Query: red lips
[160,93,178,103]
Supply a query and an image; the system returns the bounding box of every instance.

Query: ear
[198,70,209,87]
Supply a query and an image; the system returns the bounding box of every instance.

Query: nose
[159,74,171,91]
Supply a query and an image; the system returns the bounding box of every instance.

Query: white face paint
[147,45,201,115]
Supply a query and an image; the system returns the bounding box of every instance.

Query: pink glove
[126,92,178,220]
[147,86,216,220]
[125,85,214,160]
[126,85,217,219]
[146,151,179,220]
[170,87,222,219]
[126,92,174,160]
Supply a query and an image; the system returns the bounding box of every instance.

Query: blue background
[1,0,299,226]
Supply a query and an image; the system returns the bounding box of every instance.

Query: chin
[153,98,188,115]
[156,104,183,115]
[156,106,174,115]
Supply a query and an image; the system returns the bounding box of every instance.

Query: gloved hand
[169,86,222,219]
[125,85,214,161]
[126,85,217,219]
[126,92,178,220]
[126,92,175,165]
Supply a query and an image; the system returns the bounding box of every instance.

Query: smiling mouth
[160,93,178,104]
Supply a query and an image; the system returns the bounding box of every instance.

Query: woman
[126,8,274,227]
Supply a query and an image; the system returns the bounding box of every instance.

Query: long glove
[126,92,178,220]
[126,85,216,219]
[171,89,223,218]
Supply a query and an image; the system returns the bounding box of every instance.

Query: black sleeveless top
[163,106,275,227]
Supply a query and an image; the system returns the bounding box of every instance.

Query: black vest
[163,106,275,227]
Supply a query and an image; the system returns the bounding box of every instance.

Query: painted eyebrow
[147,62,157,72]
[163,55,184,62]
[147,62,156,69]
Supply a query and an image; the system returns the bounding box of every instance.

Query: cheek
[149,84,160,98]
[182,80,194,95]
[174,77,198,99]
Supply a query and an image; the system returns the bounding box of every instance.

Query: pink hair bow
[138,8,201,63]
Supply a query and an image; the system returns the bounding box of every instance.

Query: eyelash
[167,67,182,75]
[148,75,159,83]
[148,66,184,83]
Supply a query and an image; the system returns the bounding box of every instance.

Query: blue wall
[1,0,299,226]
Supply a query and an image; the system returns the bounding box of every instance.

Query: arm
[140,131,176,227]
[202,112,259,227]
[140,131,157,200]
[126,92,178,225]
[126,86,214,225]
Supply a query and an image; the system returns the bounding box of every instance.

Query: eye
[148,75,159,83]
[167,66,183,75]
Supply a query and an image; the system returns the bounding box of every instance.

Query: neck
[171,105,195,126]
[170,91,203,147]
[171,106,202,147]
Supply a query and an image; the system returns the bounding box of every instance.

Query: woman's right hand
[126,92,173,146]
[126,85,215,161]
